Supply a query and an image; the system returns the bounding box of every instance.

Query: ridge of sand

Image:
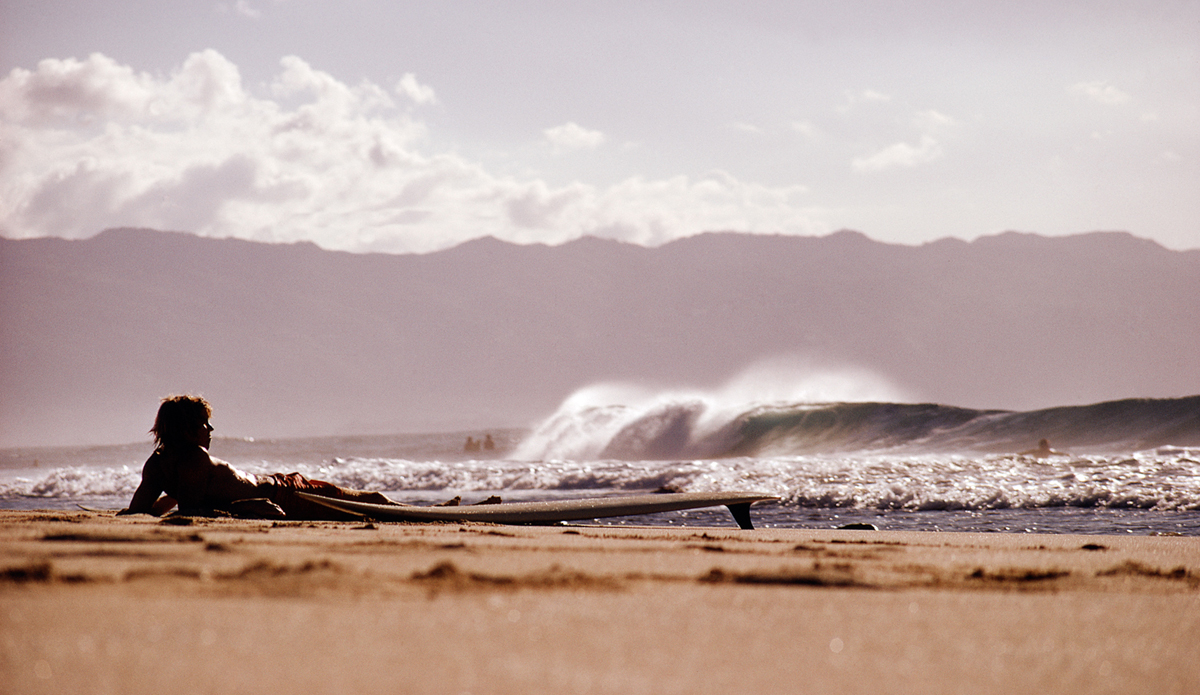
[2,510,1198,694]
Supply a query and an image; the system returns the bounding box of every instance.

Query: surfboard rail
[295,491,778,529]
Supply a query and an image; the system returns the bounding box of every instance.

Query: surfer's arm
[150,495,178,515]
[120,459,167,515]
[118,493,177,516]
[121,449,209,515]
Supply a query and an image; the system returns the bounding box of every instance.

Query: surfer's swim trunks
[258,472,350,520]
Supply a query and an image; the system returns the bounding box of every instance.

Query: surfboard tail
[726,503,755,530]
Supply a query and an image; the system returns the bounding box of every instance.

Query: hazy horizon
[8,223,1199,254]
[3,228,1196,449]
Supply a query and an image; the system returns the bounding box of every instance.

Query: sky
[1,0,1197,254]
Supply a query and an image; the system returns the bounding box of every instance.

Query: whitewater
[3,390,1198,536]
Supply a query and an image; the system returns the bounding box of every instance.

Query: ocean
[3,396,1198,536]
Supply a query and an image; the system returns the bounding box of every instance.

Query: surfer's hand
[228,498,287,519]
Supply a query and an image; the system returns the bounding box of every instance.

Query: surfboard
[294,491,778,529]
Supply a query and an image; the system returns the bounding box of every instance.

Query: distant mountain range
[2,228,1197,447]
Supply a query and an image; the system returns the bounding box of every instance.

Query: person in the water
[1020,438,1066,458]
[120,395,400,519]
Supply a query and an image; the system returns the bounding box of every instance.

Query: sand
[2,509,1198,694]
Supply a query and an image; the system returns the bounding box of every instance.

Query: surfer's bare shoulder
[156,445,215,484]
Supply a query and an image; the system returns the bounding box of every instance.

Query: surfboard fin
[726,503,754,530]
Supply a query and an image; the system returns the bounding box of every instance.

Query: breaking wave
[515,394,1200,461]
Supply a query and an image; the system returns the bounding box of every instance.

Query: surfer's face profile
[185,420,214,449]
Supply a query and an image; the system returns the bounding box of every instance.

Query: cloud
[913,109,955,131]
[852,136,943,173]
[395,73,437,106]
[235,1,262,19]
[0,51,828,252]
[0,53,157,124]
[505,181,586,230]
[1069,80,1131,105]
[790,120,819,139]
[216,1,263,19]
[543,121,605,153]
[848,106,956,173]
[838,89,891,113]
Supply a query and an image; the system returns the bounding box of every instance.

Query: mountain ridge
[2,228,1197,447]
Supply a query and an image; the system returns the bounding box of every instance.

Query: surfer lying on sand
[119,395,404,520]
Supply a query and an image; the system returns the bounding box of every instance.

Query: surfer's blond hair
[151,395,212,448]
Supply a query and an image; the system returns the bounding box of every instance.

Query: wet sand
[2,509,1198,694]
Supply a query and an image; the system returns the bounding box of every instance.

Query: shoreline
[3,500,1199,537]
[3,510,1198,693]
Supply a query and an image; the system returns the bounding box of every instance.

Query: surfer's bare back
[120,395,396,519]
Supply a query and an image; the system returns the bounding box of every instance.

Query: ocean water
[2,396,1198,536]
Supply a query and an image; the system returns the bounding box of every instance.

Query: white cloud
[790,120,819,139]
[0,53,157,124]
[235,1,262,19]
[913,109,955,131]
[846,105,956,173]
[544,121,605,153]
[0,51,828,253]
[838,89,891,113]
[731,122,763,135]
[852,136,943,173]
[1069,80,1131,105]
[395,73,437,106]
[215,1,263,19]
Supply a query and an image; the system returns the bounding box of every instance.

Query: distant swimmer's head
[151,395,213,449]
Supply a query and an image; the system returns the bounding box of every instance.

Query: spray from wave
[514,360,910,461]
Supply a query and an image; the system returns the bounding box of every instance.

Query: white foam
[6,449,1199,512]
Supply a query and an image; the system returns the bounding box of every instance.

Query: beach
[2,510,1197,694]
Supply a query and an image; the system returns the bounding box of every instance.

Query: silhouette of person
[464,436,480,452]
[483,434,495,451]
[120,395,401,519]
[1020,438,1065,458]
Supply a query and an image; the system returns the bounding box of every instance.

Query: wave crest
[517,392,1200,461]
